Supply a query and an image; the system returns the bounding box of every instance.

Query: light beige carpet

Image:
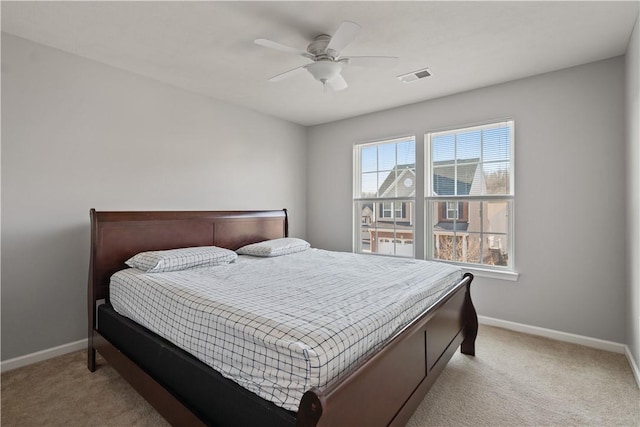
[2,325,639,426]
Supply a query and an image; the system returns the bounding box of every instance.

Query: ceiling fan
[255,21,398,91]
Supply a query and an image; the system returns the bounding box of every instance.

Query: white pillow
[126,246,237,273]
[236,238,310,257]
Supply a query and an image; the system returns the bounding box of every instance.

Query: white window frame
[446,201,459,220]
[353,136,416,258]
[425,120,516,275]
[395,203,403,219]
[382,202,393,218]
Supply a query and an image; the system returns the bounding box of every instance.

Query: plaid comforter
[110,249,462,411]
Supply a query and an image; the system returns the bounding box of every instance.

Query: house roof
[435,222,470,232]
[433,158,479,196]
[377,165,415,198]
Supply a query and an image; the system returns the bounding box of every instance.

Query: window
[382,202,393,218]
[446,201,459,220]
[426,121,514,270]
[395,203,403,218]
[354,136,416,257]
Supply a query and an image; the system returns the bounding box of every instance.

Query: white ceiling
[2,1,638,126]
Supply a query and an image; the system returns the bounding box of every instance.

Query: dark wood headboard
[87,208,288,375]
[88,209,288,303]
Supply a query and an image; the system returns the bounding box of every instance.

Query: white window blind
[427,120,515,270]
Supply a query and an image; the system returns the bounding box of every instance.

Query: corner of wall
[625,9,640,373]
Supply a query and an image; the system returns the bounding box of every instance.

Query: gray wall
[626,14,640,370]
[307,57,627,343]
[1,34,307,360]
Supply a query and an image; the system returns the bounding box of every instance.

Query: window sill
[462,266,519,282]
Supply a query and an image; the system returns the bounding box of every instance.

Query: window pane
[454,232,509,266]
[361,200,414,257]
[466,201,482,233]
[433,233,461,262]
[432,134,455,162]
[457,159,479,196]
[484,234,509,266]
[378,143,396,171]
[484,162,510,195]
[433,164,455,195]
[486,200,509,234]
[457,130,481,160]
[465,233,483,264]
[483,126,511,162]
[361,172,378,197]
[367,227,378,254]
[361,145,378,173]
[397,140,416,166]
[452,200,510,237]
[434,230,488,264]
[357,201,375,253]
[378,171,394,196]
[432,200,466,231]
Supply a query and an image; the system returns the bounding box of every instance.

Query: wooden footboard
[297,273,475,427]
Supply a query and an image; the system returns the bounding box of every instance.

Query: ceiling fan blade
[254,38,314,59]
[329,74,348,91]
[327,21,361,54]
[344,56,399,68]
[268,65,308,82]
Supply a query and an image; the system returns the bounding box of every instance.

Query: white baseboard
[625,345,640,389]
[1,338,87,373]
[478,315,626,353]
[478,315,640,389]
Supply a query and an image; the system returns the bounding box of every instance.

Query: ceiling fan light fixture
[306,61,343,85]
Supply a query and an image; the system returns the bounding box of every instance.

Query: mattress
[109,248,463,411]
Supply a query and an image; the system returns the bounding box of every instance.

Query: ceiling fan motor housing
[307,34,333,58]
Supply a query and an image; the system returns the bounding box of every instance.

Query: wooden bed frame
[88,208,477,427]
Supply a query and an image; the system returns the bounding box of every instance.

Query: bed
[88,209,477,426]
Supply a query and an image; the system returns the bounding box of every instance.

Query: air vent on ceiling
[397,68,431,83]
